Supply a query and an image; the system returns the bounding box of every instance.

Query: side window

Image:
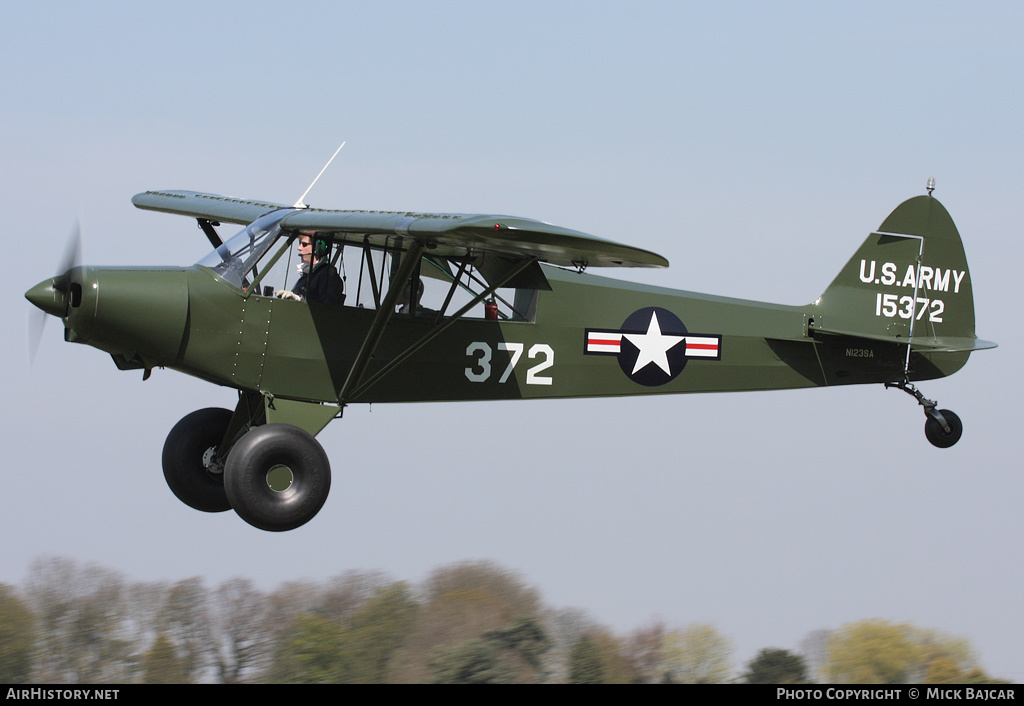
[343,249,539,323]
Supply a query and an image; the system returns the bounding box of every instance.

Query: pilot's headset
[313,235,332,260]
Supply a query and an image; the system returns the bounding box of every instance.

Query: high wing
[132,190,669,269]
[132,190,290,227]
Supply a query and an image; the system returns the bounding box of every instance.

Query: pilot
[397,278,437,317]
[277,232,345,304]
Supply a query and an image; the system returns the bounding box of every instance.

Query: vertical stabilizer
[813,195,976,344]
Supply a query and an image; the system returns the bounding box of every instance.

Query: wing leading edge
[132,190,669,269]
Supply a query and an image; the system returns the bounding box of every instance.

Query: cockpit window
[196,209,296,288]
[193,212,538,321]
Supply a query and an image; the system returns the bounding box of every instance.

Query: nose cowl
[63,267,190,368]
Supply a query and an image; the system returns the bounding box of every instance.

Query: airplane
[25,180,995,531]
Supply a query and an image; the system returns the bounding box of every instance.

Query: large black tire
[162,408,234,512]
[925,409,963,448]
[223,423,331,532]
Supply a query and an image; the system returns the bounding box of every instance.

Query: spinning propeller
[26,222,81,363]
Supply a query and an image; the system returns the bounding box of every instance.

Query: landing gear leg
[885,379,963,448]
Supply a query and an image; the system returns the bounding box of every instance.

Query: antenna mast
[294,141,346,208]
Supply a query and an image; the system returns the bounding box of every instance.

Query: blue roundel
[616,307,690,386]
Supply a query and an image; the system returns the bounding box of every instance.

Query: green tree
[272,613,357,683]
[544,607,600,682]
[25,557,133,683]
[485,616,550,676]
[157,578,211,683]
[429,637,510,684]
[0,583,34,683]
[346,581,419,683]
[916,628,981,684]
[261,575,413,684]
[319,570,390,624]
[211,578,274,683]
[743,648,809,684]
[823,619,979,684]
[622,622,668,683]
[661,623,732,684]
[389,561,542,682]
[568,635,606,684]
[141,632,188,684]
[960,668,1012,685]
[429,616,550,684]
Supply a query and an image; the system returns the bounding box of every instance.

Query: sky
[3,0,1022,681]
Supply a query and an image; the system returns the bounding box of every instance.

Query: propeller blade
[27,221,82,364]
[27,307,46,364]
[53,221,81,293]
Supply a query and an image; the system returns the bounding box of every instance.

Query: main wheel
[925,409,962,448]
[223,423,331,532]
[162,408,234,512]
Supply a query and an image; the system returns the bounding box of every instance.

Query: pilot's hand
[275,290,302,301]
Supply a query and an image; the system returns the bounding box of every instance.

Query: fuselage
[37,262,968,406]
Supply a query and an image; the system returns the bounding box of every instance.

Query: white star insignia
[623,311,685,375]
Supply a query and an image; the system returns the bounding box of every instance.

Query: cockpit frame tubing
[360,236,382,309]
[338,242,426,404]
[345,256,536,403]
[244,233,297,298]
[436,259,469,323]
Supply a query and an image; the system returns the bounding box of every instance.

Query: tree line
[0,556,1007,684]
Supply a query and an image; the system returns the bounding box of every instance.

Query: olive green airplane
[25,183,995,531]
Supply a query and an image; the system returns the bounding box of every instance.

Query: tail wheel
[925,409,962,448]
[162,408,233,512]
[223,423,331,532]
[886,380,964,449]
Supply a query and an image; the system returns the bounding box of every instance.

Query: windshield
[196,209,296,288]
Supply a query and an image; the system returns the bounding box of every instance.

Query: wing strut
[342,257,537,403]
[197,219,223,248]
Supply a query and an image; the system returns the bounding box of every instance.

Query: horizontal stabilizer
[811,326,997,353]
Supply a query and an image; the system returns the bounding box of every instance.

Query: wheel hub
[266,464,294,492]
[202,447,224,475]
